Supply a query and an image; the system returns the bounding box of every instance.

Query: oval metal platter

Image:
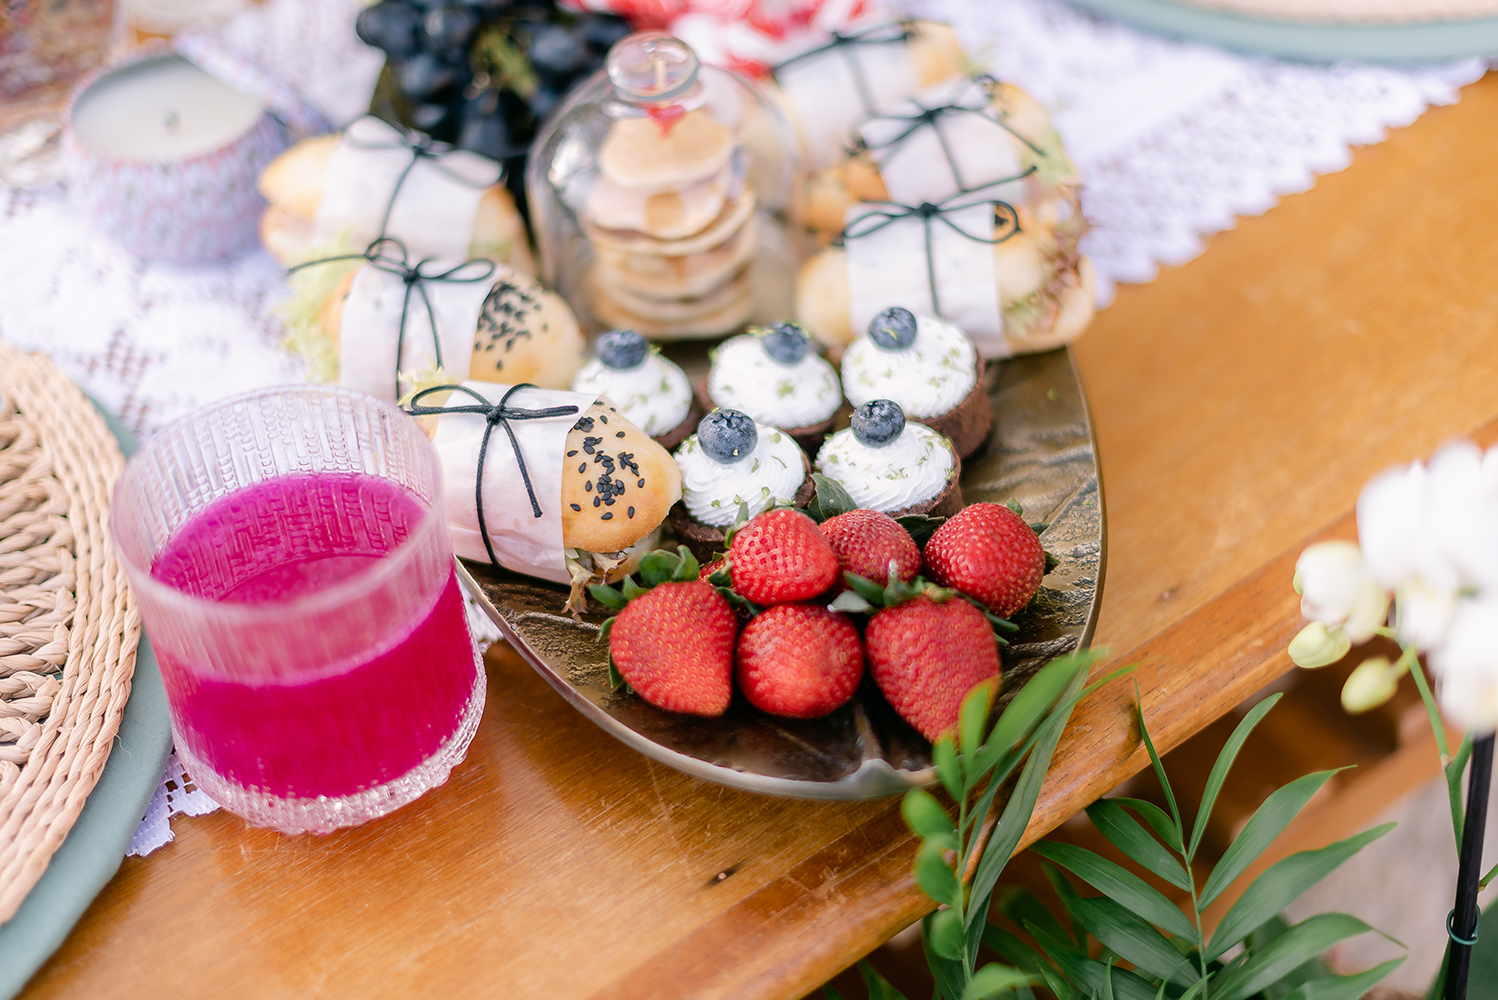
[462,344,1105,800]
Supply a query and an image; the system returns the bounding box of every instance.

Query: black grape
[356,1,424,58]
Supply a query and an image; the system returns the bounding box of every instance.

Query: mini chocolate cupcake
[669,408,814,560]
[840,307,992,458]
[815,400,962,517]
[572,329,700,449]
[695,322,843,453]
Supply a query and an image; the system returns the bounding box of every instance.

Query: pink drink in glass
[113,386,483,834]
[150,473,475,801]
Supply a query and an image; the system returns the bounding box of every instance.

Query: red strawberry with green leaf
[590,547,736,717]
[821,508,921,586]
[923,502,1046,618]
[736,604,864,719]
[864,589,1002,741]
[727,508,840,605]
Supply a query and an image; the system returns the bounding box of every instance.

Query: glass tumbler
[111,385,485,834]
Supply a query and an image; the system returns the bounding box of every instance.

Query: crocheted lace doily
[0,0,1484,854]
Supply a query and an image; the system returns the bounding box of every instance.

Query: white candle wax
[71,55,264,162]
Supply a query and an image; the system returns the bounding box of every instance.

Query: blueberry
[356,1,424,58]
[698,409,757,464]
[528,23,587,80]
[424,4,480,55]
[868,306,918,351]
[596,329,648,370]
[399,52,459,101]
[761,322,809,366]
[579,14,632,54]
[851,400,905,447]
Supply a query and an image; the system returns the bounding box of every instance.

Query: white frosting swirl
[706,334,842,429]
[572,352,692,438]
[840,315,977,419]
[676,422,806,528]
[815,422,955,513]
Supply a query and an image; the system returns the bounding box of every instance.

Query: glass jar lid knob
[606,32,700,105]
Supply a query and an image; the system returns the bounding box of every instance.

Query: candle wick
[164,110,179,130]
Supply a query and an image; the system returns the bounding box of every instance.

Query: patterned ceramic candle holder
[62,46,288,264]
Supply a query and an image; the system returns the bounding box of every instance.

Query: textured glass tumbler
[112,385,484,834]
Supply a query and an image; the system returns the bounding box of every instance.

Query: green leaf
[1050,872,1194,985]
[995,886,1075,949]
[1207,822,1395,961]
[983,653,1087,768]
[966,656,1090,925]
[982,924,1045,973]
[1025,922,1160,1000]
[1198,768,1348,910]
[607,658,626,691]
[809,473,857,521]
[846,572,888,605]
[925,915,969,1000]
[897,514,946,547]
[707,565,732,587]
[916,839,961,909]
[1030,841,1197,941]
[858,960,914,1000]
[597,617,614,643]
[823,986,847,1000]
[1029,522,1050,534]
[621,575,648,601]
[673,545,700,581]
[1035,963,1078,1000]
[903,788,957,840]
[718,587,761,618]
[961,964,1034,1000]
[1085,799,1192,892]
[934,734,964,798]
[1213,913,1375,1000]
[1447,734,1475,850]
[1279,959,1404,1000]
[639,549,676,587]
[1004,499,1024,516]
[930,907,967,961]
[1111,797,1186,855]
[588,584,627,611]
[830,590,875,614]
[1135,691,1185,849]
[961,679,998,757]
[1044,552,1060,574]
[1189,693,1283,862]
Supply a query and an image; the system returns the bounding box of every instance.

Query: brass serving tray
[462,344,1104,799]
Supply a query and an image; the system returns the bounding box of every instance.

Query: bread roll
[560,400,682,554]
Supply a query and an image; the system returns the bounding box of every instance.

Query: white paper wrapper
[844,201,1008,357]
[431,381,599,585]
[315,116,500,260]
[339,263,494,403]
[776,21,919,170]
[860,79,1028,207]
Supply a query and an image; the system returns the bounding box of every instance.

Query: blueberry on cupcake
[840,306,992,458]
[815,400,962,517]
[669,407,813,559]
[572,329,699,448]
[697,321,843,453]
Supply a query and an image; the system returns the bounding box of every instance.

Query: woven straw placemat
[0,341,139,925]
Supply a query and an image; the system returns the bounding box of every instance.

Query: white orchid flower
[1429,597,1498,734]
[1294,541,1389,644]
[1395,577,1460,652]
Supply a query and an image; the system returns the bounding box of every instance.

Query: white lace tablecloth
[0,0,1485,855]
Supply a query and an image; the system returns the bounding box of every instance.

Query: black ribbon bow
[288,236,496,401]
[772,21,914,118]
[838,182,1022,318]
[853,76,1043,195]
[343,117,501,241]
[404,383,580,571]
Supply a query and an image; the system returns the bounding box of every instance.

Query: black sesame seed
[601,512,613,520]
[600,415,608,424]
[614,481,626,495]
[573,416,595,432]
[593,496,600,507]
[585,481,592,492]
[638,479,645,488]
[570,503,581,511]
[628,506,635,518]
[579,462,587,473]
[567,450,577,457]
[616,430,626,438]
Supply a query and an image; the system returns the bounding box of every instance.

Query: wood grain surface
[20,70,1498,1000]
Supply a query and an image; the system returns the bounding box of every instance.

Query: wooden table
[22,71,1498,1000]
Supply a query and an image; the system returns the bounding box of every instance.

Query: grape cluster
[358,1,631,212]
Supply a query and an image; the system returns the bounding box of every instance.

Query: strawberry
[736,604,864,719]
[821,509,920,586]
[923,503,1045,618]
[864,592,1001,741]
[592,547,736,717]
[728,508,840,605]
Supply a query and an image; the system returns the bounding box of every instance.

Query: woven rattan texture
[0,341,138,924]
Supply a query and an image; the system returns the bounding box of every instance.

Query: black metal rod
[1448,733,1495,1000]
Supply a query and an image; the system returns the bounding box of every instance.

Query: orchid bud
[1342,657,1400,714]
[1289,621,1350,669]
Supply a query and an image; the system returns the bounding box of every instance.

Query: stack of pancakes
[584,108,758,339]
